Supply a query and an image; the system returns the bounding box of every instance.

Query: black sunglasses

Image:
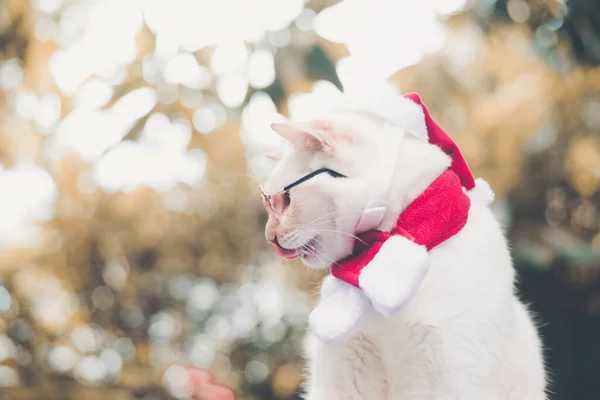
[260,168,347,216]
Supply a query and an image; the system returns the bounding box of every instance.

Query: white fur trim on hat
[467,178,495,206]
[308,281,373,345]
[335,89,428,141]
[366,96,428,141]
[358,235,430,317]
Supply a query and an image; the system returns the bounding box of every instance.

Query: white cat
[260,93,547,400]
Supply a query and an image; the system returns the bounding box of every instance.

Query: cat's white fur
[262,111,547,399]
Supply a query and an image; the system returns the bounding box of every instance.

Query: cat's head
[260,111,450,269]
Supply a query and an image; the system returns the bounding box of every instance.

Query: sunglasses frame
[260,168,347,216]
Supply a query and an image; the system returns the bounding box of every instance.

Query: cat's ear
[270,121,335,156]
[264,152,281,161]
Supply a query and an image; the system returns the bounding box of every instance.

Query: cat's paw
[358,235,429,317]
[308,281,372,346]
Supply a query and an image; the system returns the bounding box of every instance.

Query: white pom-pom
[467,178,495,206]
[309,282,372,346]
[358,235,429,317]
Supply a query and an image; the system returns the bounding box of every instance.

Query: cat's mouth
[270,236,320,260]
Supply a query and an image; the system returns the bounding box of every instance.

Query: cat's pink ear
[270,121,334,155]
[264,152,281,161]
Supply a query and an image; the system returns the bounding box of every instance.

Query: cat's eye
[260,168,346,218]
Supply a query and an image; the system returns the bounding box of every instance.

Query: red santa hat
[340,91,494,206]
[402,93,475,190]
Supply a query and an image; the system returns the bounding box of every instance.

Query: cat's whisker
[303,242,325,266]
[298,211,366,231]
[305,228,368,246]
[299,210,339,226]
[309,235,325,248]
[300,209,365,228]
[306,241,340,267]
[298,233,340,267]
[303,214,364,229]
[293,216,358,230]
[296,233,325,266]
[301,210,352,226]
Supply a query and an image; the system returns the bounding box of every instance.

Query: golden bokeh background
[0,0,598,399]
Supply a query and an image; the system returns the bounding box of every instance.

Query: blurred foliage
[0,0,598,399]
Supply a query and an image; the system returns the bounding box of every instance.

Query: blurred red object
[186,367,237,400]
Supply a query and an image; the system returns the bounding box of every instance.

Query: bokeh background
[0,0,599,399]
